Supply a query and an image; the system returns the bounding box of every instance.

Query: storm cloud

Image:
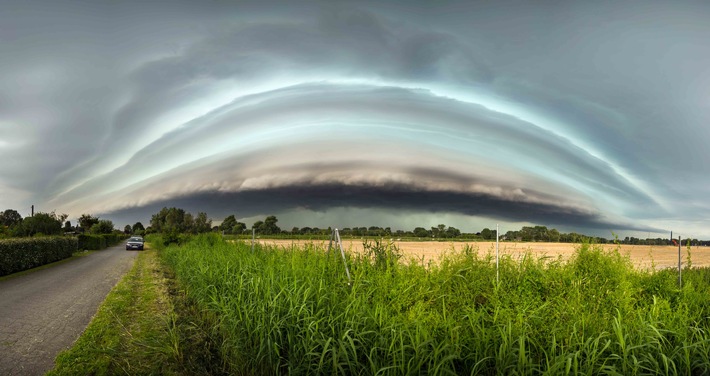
[1,0,709,237]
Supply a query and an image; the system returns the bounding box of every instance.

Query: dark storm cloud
[107,183,657,233]
[1,0,709,237]
[47,83,661,223]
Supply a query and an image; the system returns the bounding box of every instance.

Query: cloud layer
[1,0,709,237]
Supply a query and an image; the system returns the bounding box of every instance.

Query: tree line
[0,209,120,238]
[129,207,710,246]
[5,205,708,245]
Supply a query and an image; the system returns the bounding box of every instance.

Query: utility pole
[31,205,34,217]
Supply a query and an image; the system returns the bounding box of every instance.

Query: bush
[77,234,106,250]
[0,237,78,276]
[77,233,126,250]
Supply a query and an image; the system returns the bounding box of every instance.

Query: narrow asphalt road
[0,244,138,376]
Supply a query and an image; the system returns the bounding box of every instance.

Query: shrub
[77,233,126,250]
[0,237,78,276]
[77,234,106,250]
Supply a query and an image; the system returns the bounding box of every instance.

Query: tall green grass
[158,234,710,375]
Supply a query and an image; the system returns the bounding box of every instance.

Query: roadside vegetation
[0,237,77,276]
[48,245,222,375]
[0,209,130,275]
[151,233,710,375]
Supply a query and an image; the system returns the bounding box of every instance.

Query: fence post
[335,229,352,285]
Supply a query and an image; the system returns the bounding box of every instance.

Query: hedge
[0,237,78,276]
[77,233,126,251]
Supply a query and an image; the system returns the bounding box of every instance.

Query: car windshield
[129,237,143,241]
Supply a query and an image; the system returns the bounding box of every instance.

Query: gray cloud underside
[104,182,662,234]
[2,1,709,236]
[46,84,662,224]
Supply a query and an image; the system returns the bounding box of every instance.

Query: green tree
[64,220,73,232]
[413,227,429,238]
[78,214,99,232]
[262,215,281,235]
[132,222,145,234]
[15,212,67,237]
[183,212,195,234]
[0,209,23,228]
[151,207,189,233]
[445,226,461,238]
[90,219,115,234]
[481,228,493,240]
[220,215,237,234]
[232,222,246,234]
[194,212,212,233]
[124,225,132,234]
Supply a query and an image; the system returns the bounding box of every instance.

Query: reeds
[157,234,710,375]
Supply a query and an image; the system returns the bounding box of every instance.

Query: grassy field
[155,234,710,375]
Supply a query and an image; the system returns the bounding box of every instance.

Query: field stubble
[258,239,708,269]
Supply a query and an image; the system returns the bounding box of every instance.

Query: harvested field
[257,239,710,269]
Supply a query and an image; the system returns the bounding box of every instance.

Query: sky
[1,0,709,238]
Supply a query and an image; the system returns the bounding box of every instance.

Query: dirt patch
[256,239,710,270]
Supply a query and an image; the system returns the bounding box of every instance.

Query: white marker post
[678,235,682,287]
[496,224,500,284]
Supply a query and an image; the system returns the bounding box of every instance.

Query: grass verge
[47,246,222,375]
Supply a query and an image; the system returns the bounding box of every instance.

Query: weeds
[158,234,710,375]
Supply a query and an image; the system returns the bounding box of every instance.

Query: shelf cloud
[2,0,709,237]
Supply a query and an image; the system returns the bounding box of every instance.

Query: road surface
[0,244,137,376]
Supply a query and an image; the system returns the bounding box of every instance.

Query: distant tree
[232,222,246,234]
[249,216,281,235]
[481,228,493,240]
[124,225,132,234]
[15,212,66,237]
[64,220,73,232]
[431,224,447,238]
[132,222,145,234]
[291,227,300,235]
[165,208,186,232]
[78,214,100,232]
[194,212,212,233]
[445,226,461,238]
[183,212,195,234]
[220,215,237,234]
[0,209,23,228]
[150,207,196,233]
[90,219,115,234]
[413,227,429,238]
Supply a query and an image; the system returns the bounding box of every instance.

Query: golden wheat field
[256,239,709,269]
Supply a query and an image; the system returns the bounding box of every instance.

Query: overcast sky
[1,0,709,238]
